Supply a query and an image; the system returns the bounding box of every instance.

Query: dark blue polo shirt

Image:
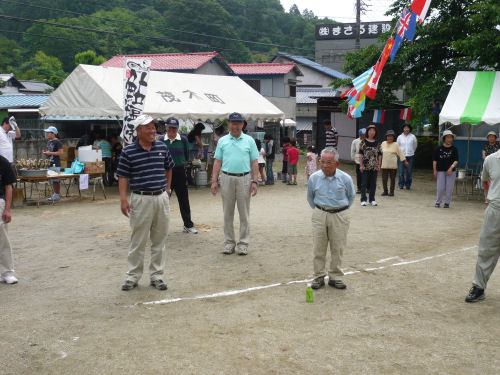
[116,140,175,191]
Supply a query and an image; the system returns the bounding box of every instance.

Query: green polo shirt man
[211,112,259,256]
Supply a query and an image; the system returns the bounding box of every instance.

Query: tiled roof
[273,52,351,79]
[229,63,302,76]
[101,52,225,71]
[18,80,53,93]
[296,87,341,104]
[0,94,50,109]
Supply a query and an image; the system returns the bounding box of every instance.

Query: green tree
[75,50,107,66]
[0,36,20,72]
[333,0,498,127]
[17,51,67,88]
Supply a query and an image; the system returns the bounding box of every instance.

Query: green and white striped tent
[440,71,500,125]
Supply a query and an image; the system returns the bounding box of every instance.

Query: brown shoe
[311,277,325,289]
[328,279,346,289]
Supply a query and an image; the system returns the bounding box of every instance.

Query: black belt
[315,205,348,214]
[132,188,166,196]
[222,171,250,177]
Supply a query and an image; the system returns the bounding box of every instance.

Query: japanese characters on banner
[122,58,151,145]
[341,0,432,120]
[316,22,392,40]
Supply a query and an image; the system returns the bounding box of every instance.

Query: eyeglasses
[320,160,337,165]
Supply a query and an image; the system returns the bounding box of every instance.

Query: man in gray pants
[466,149,500,302]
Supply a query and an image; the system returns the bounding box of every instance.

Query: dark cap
[228,112,244,122]
[385,130,395,137]
[165,117,179,128]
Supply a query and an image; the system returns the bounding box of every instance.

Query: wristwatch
[252,181,258,185]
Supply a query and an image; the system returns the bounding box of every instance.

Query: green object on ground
[306,283,314,303]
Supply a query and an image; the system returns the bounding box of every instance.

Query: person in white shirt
[397,124,417,190]
[350,128,366,193]
[0,117,21,163]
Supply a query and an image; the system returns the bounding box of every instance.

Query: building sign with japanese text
[316,22,392,40]
[122,58,151,145]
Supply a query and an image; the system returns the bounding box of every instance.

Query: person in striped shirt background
[324,119,338,149]
[117,114,175,292]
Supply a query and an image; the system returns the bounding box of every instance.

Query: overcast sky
[279,0,394,22]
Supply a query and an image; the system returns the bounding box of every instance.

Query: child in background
[281,137,291,183]
[305,145,318,181]
[286,140,299,185]
[255,139,266,185]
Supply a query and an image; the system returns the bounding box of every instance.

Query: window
[245,80,261,93]
[289,85,296,98]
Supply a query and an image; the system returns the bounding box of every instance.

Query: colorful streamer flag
[400,107,412,121]
[373,109,386,124]
[349,66,374,103]
[340,86,357,99]
[122,58,151,145]
[411,0,432,24]
[365,38,394,99]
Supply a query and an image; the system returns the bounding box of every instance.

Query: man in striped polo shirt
[324,119,338,149]
[161,117,198,234]
[117,114,175,291]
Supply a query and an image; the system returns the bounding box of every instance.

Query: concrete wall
[195,61,230,76]
[297,103,317,118]
[273,56,333,88]
[265,97,296,120]
[315,38,380,73]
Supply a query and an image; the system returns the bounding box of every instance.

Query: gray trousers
[436,171,456,205]
[220,173,251,250]
[473,204,500,290]
[0,199,14,277]
[126,192,170,283]
[312,208,350,280]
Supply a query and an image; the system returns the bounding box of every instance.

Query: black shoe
[406,186,411,190]
[328,279,346,289]
[356,190,361,194]
[443,203,450,208]
[121,280,137,291]
[311,277,325,289]
[388,192,394,196]
[150,279,168,290]
[435,203,440,208]
[381,192,388,196]
[465,286,485,303]
[399,186,404,189]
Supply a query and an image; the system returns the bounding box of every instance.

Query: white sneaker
[361,201,367,206]
[370,201,378,206]
[2,275,18,284]
[183,226,198,234]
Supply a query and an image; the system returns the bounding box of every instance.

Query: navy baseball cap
[228,112,244,122]
[165,117,179,128]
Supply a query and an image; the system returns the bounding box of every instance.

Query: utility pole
[355,0,361,50]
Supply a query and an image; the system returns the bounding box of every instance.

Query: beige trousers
[0,199,14,277]
[126,192,170,283]
[312,208,350,280]
[220,173,251,249]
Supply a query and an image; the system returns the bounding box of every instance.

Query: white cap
[131,114,155,129]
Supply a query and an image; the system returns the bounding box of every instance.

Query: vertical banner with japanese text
[122,58,151,145]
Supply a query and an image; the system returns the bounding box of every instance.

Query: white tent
[280,118,296,127]
[40,64,284,122]
[440,71,500,126]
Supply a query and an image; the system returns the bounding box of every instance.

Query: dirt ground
[1,161,500,375]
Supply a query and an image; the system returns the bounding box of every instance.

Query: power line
[0,14,318,59]
[0,0,317,54]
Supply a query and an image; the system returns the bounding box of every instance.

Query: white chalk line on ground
[141,245,477,306]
